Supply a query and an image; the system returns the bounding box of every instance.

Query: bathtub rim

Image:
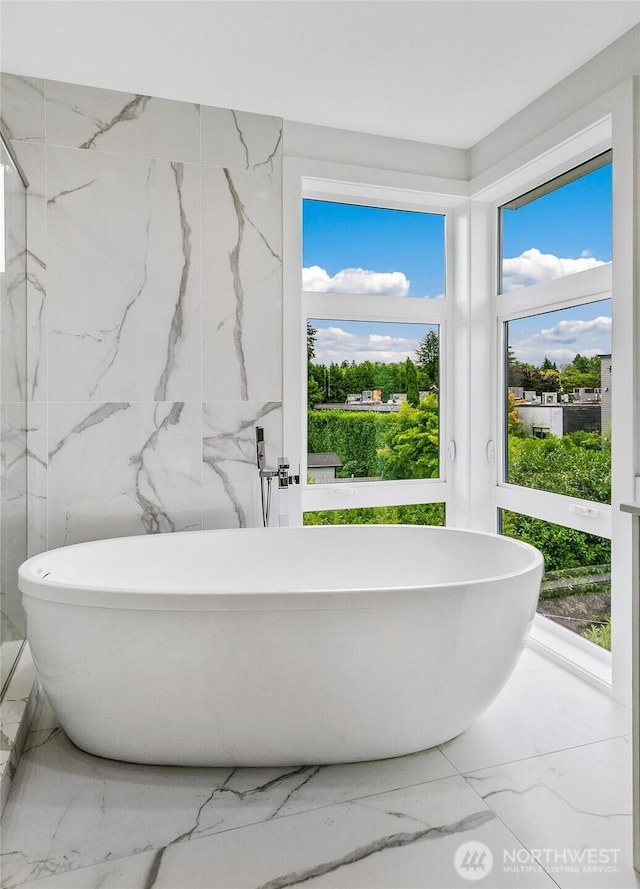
[19,526,543,612]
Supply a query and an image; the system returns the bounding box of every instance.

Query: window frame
[283,158,468,521]
[496,268,613,540]
[487,133,616,681]
[283,82,636,705]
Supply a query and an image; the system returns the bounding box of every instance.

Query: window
[303,200,445,298]
[501,510,611,649]
[290,183,454,524]
[307,319,440,483]
[500,151,611,294]
[505,299,611,502]
[497,152,613,651]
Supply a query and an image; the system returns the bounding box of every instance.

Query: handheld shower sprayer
[256,426,266,472]
[256,426,275,527]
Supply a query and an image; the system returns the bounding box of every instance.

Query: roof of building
[307,452,343,468]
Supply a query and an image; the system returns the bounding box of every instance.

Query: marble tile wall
[1,119,29,652]
[0,74,284,554]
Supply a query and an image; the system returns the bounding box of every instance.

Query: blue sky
[304,162,612,367]
[508,300,612,368]
[501,163,611,264]
[309,319,438,368]
[303,200,445,299]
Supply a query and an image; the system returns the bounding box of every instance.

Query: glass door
[1,126,29,694]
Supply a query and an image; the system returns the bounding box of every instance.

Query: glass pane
[500,157,611,293]
[304,503,445,526]
[505,301,611,504]
[302,199,445,298]
[1,138,29,692]
[308,320,440,482]
[501,510,611,650]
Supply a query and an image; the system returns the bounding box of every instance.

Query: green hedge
[303,503,445,526]
[308,410,392,478]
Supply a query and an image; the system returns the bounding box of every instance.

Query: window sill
[527,612,612,694]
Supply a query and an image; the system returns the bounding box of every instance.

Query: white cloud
[510,316,611,367]
[313,326,419,366]
[303,265,410,297]
[502,248,606,292]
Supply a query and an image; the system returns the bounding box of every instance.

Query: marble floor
[0,647,637,889]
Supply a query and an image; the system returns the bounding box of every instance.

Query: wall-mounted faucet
[277,457,300,489]
[255,428,299,527]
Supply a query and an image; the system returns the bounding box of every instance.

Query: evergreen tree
[307,321,317,362]
[405,357,420,407]
[415,330,439,388]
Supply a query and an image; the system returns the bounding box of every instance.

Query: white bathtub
[19,525,542,766]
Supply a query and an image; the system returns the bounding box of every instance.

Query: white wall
[469,25,640,178]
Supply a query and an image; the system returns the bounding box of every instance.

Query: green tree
[405,357,420,407]
[307,321,317,361]
[502,510,611,571]
[307,376,324,409]
[573,353,589,373]
[415,330,439,389]
[327,363,347,402]
[507,391,526,438]
[378,395,439,479]
[560,353,601,392]
[508,432,611,503]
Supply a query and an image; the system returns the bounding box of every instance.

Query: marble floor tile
[1,698,455,888]
[16,775,554,889]
[148,775,555,889]
[12,851,159,889]
[464,735,639,888]
[439,647,631,773]
[2,649,636,889]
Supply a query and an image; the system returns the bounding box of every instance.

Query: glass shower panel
[1,132,29,693]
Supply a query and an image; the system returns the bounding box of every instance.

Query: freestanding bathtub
[19,525,543,767]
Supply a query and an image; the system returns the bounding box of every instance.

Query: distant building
[511,354,611,438]
[517,404,601,438]
[307,452,342,481]
[314,389,436,413]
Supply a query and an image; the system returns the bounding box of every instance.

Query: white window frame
[283,158,469,523]
[467,80,637,703]
[492,140,614,686]
[282,80,636,706]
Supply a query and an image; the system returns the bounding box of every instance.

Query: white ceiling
[2,1,640,149]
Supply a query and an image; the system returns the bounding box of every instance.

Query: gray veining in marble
[464,735,639,888]
[1,404,28,642]
[0,75,45,144]
[47,401,202,547]
[25,404,47,558]
[45,80,200,163]
[201,106,282,173]
[4,649,636,889]
[47,147,201,402]
[16,141,48,404]
[1,145,28,405]
[1,696,553,889]
[202,401,281,528]
[1,72,287,564]
[202,166,282,402]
